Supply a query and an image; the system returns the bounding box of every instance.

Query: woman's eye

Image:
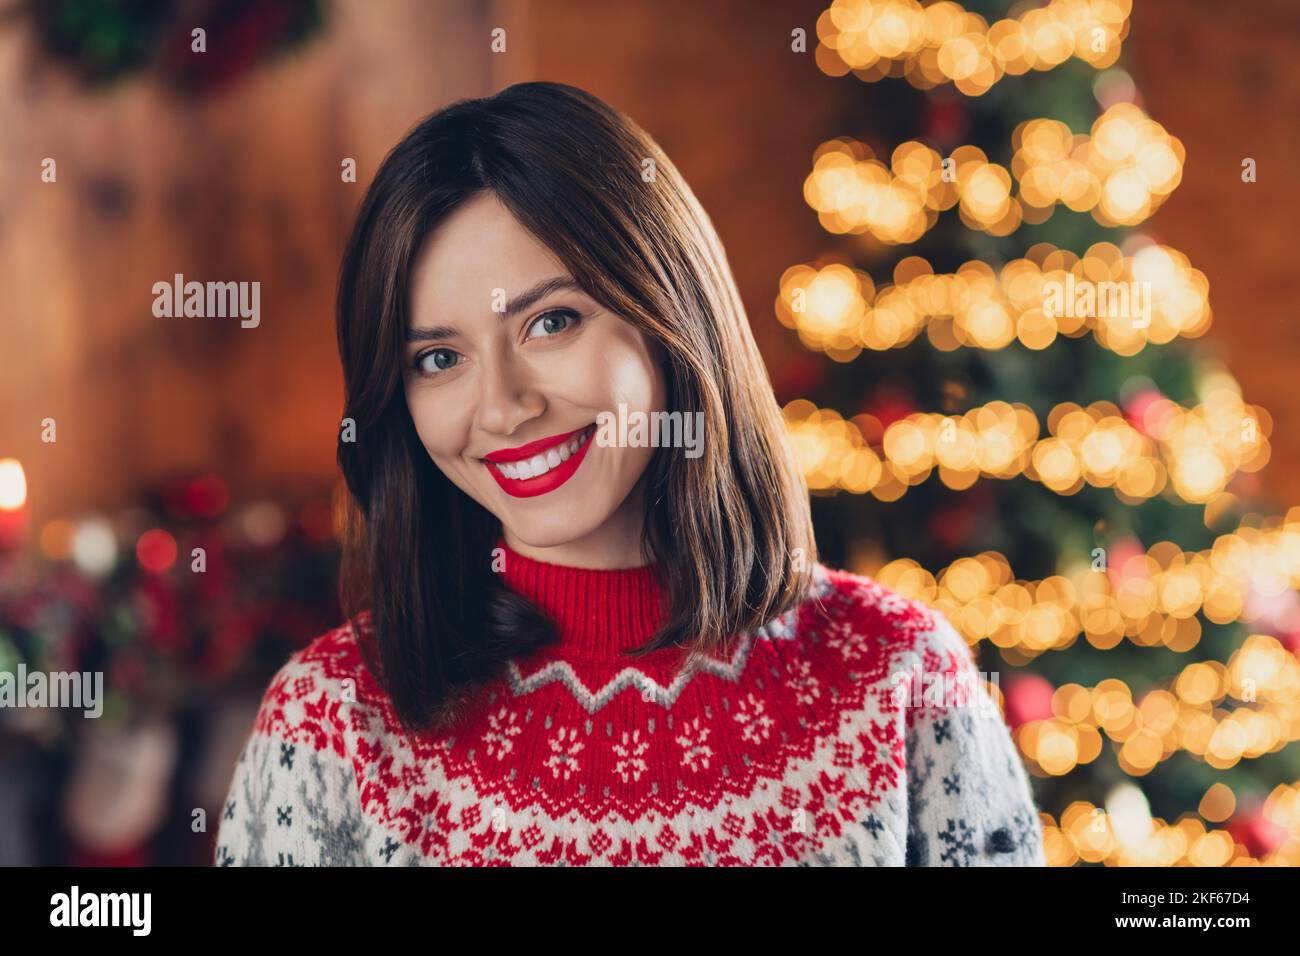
[414,348,460,376]
[527,309,580,340]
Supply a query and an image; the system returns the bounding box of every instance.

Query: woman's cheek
[587,348,655,413]
[407,391,456,461]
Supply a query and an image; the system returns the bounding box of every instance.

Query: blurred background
[0,0,1297,866]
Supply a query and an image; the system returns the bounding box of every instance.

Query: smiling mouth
[480,423,596,498]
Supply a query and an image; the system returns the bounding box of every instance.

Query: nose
[474,347,545,438]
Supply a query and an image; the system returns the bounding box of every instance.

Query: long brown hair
[336,81,816,734]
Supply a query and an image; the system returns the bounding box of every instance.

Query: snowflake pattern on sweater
[214,550,1047,866]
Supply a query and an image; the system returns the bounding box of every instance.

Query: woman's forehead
[409,196,569,317]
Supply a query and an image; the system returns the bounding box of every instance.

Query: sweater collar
[495,536,668,661]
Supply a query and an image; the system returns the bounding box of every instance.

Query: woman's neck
[500,482,652,569]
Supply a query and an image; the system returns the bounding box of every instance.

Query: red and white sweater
[214,542,1046,866]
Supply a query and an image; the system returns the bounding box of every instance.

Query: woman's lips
[481,424,596,498]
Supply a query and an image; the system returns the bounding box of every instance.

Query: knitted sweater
[214,542,1047,866]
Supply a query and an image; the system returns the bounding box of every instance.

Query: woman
[215,81,1046,867]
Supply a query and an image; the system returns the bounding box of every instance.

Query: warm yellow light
[0,458,27,511]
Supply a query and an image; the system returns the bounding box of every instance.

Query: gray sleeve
[214,664,368,867]
[903,612,1047,867]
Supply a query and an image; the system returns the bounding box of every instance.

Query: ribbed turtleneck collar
[495,536,668,661]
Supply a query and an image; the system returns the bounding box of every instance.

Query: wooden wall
[1127,0,1300,509]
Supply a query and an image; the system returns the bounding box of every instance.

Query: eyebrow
[406,276,583,343]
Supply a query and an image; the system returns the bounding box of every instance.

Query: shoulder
[801,562,973,671]
[289,611,371,681]
[217,615,374,866]
[248,611,377,759]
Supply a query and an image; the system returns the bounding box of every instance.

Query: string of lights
[802,104,1183,244]
[776,241,1209,356]
[815,0,1132,95]
[781,384,1268,503]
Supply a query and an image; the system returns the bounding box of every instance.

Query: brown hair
[335,81,816,734]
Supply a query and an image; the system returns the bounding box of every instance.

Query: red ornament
[1227,807,1288,859]
[1003,673,1055,729]
[929,484,994,550]
[928,504,977,551]
[862,386,916,430]
[772,354,826,405]
[185,474,230,520]
[922,96,969,145]
[1105,535,1147,590]
[136,528,178,574]
[1122,388,1167,438]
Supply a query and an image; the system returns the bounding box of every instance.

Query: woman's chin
[500,520,601,552]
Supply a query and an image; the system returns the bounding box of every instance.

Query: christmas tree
[779,0,1300,865]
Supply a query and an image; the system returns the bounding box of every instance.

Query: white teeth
[490,426,592,481]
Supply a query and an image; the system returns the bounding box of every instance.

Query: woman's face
[404,191,667,562]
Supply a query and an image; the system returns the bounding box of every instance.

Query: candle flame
[0,458,28,510]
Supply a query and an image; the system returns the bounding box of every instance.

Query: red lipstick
[481,423,596,498]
